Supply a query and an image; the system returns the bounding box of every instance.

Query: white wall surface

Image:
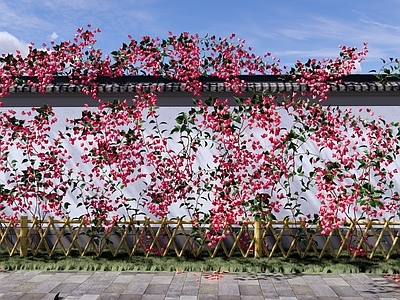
[1,104,400,221]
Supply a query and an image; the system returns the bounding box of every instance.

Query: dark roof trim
[2,75,400,94]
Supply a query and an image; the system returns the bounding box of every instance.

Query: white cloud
[0,31,29,56]
[50,32,59,40]
[353,61,362,74]
[274,16,400,51]
[0,1,50,34]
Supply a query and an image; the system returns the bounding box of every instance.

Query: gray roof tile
[2,75,400,94]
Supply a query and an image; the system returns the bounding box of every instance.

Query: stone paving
[0,270,398,299]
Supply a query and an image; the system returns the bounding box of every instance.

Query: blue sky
[0,0,399,74]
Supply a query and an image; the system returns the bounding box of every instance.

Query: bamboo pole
[254,219,262,258]
[20,216,28,257]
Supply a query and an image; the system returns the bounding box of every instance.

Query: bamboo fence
[0,216,399,259]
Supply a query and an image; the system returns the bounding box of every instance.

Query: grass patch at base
[0,251,399,274]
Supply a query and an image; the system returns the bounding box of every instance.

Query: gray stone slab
[218,282,240,295]
[151,274,173,284]
[367,291,392,299]
[82,272,104,282]
[237,273,261,284]
[181,287,199,296]
[64,274,92,283]
[371,277,400,291]
[104,283,129,293]
[331,285,361,297]
[239,284,263,296]
[47,272,75,281]
[273,279,296,297]
[0,273,10,280]
[275,289,296,297]
[257,274,274,284]
[171,273,187,282]
[63,296,82,300]
[103,271,121,277]
[50,283,81,294]
[290,284,315,295]
[198,294,218,300]
[269,274,286,280]
[144,283,170,294]
[178,296,197,300]
[201,276,219,285]
[302,274,327,284]
[11,281,40,292]
[69,283,94,296]
[120,271,138,275]
[141,294,167,300]
[241,296,265,300]
[96,279,115,287]
[199,284,218,294]
[166,291,183,298]
[134,273,155,281]
[122,281,149,294]
[350,284,371,293]
[69,290,89,298]
[286,275,308,285]
[113,274,135,284]
[97,293,120,300]
[27,274,53,282]
[18,293,47,300]
[308,283,338,297]
[262,291,280,299]
[30,280,63,293]
[117,295,142,300]
[86,285,107,294]
[0,282,21,292]
[320,274,342,278]
[79,295,100,300]
[40,293,63,300]
[181,275,200,295]
[168,283,184,294]
[272,280,292,290]
[358,292,383,300]
[323,277,350,286]
[259,282,276,292]
[0,292,24,300]
[218,273,238,282]
[334,297,364,300]
[217,296,240,300]
[184,272,200,284]
[352,273,377,285]
[296,295,321,300]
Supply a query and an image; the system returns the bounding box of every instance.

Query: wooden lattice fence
[0,216,399,259]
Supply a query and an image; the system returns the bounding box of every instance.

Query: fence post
[254,219,262,258]
[20,215,28,257]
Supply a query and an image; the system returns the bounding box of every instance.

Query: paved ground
[0,270,398,300]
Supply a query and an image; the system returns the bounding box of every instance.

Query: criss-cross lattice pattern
[0,217,399,258]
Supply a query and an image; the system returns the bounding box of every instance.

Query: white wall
[1,104,400,221]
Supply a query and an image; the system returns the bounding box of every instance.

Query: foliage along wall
[0,26,399,245]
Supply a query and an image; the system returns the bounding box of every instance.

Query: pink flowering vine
[1,25,398,257]
[0,106,72,222]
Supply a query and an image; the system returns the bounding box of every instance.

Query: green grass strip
[0,251,399,274]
